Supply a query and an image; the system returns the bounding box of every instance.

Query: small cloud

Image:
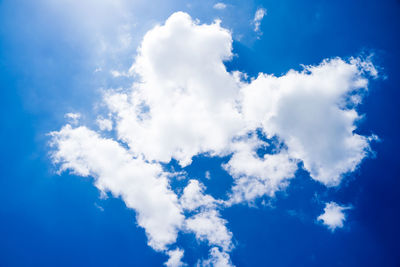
[317,202,351,232]
[110,70,129,78]
[253,7,267,33]
[96,116,113,131]
[205,171,211,180]
[64,113,81,125]
[166,170,187,181]
[350,55,379,78]
[165,248,186,267]
[199,247,234,267]
[368,134,380,142]
[213,3,227,10]
[94,203,104,212]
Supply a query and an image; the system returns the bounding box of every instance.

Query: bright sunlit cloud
[50,11,377,266]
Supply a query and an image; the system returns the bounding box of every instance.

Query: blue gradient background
[1,0,399,266]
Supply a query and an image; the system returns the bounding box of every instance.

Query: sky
[0,0,400,266]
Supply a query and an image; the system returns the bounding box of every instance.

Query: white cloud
[198,247,234,267]
[105,12,376,190]
[107,12,244,166]
[96,116,113,131]
[317,202,350,231]
[241,58,376,186]
[180,180,233,252]
[253,7,267,33]
[50,125,184,251]
[180,180,217,211]
[213,3,227,10]
[50,11,378,265]
[64,112,81,125]
[165,248,186,267]
[224,137,298,204]
[185,210,233,251]
[110,70,126,78]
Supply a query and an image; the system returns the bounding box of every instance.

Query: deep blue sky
[1,0,400,266]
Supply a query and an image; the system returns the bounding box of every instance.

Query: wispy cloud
[253,7,267,33]
[213,2,227,10]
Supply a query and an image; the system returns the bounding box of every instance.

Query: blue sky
[1,0,399,266]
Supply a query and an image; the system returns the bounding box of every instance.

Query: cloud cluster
[50,12,377,266]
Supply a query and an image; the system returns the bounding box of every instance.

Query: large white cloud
[104,11,376,192]
[50,11,377,266]
[107,12,244,167]
[50,125,184,251]
[241,58,377,186]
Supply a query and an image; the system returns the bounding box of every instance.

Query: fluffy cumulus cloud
[50,125,184,251]
[224,136,298,204]
[318,202,351,231]
[181,180,233,259]
[50,11,377,265]
[180,180,217,211]
[109,11,243,167]
[241,58,377,186]
[198,247,234,267]
[165,248,186,267]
